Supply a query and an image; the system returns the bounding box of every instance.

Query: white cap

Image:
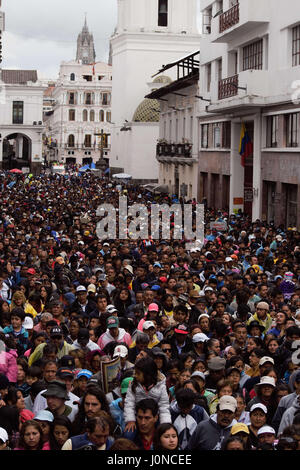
[113,345,128,358]
[218,395,237,413]
[87,284,96,293]
[106,304,118,314]
[225,257,233,262]
[191,371,206,381]
[257,425,276,436]
[259,356,275,366]
[0,427,8,443]
[256,376,276,388]
[250,403,268,414]
[23,316,34,330]
[76,285,87,293]
[203,286,213,292]
[192,333,209,343]
[143,321,155,330]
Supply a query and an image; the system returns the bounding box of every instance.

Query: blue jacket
[109,398,125,433]
[70,432,114,450]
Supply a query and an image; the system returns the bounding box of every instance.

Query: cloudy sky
[2,0,118,79]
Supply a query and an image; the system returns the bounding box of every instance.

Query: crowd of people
[0,171,300,451]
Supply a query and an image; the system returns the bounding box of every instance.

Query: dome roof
[152,75,172,84]
[132,98,160,122]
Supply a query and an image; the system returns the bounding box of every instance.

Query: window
[13,101,23,124]
[84,135,92,148]
[292,25,300,67]
[266,115,279,148]
[83,110,88,122]
[158,0,168,27]
[203,7,212,34]
[213,123,221,148]
[70,73,75,81]
[216,58,222,81]
[68,134,75,147]
[106,111,111,123]
[102,93,111,106]
[243,39,263,71]
[69,92,76,105]
[83,75,92,82]
[285,113,299,147]
[201,124,209,148]
[90,110,95,122]
[206,63,212,92]
[85,93,92,105]
[100,110,104,122]
[222,122,231,148]
[69,109,75,121]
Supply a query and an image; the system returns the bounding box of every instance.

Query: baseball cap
[113,345,128,358]
[256,301,269,311]
[230,423,250,435]
[34,410,54,423]
[59,355,75,369]
[143,320,155,330]
[106,304,118,314]
[27,268,36,275]
[153,262,162,268]
[259,356,275,366]
[0,427,8,443]
[257,425,275,436]
[191,371,206,381]
[218,395,237,412]
[106,316,119,329]
[250,403,268,414]
[77,328,90,341]
[256,376,276,388]
[148,303,159,312]
[174,324,189,335]
[98,273,107,281]
[192,333,209,343]
[50,326,63,337]
[55,256,65,265]
[77,369,93,380]
[56,368,74,380]
[121,377,133,394]
[76,285,87,293]
[87,284,96,293]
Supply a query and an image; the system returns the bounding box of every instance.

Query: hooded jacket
[170,401,209,449]
[124,373,171,424]
[0,348,18,383]
[187,414,237,450]
[278,395,300,435]
[97,328,132,350]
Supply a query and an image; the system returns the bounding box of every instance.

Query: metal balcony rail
[218,74,239,100]
[219,2,239,33]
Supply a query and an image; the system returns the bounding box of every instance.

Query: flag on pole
[239,123,253,167]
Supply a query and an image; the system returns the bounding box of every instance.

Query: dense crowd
[0,171,300,451]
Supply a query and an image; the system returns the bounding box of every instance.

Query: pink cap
[148,303,159,312]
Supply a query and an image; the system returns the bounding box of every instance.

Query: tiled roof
[1,69,38,84]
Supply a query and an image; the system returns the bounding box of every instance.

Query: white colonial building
[109,0,201,181]
[0,69,45,173]
[45,20,112,167]
[197,0,300,227]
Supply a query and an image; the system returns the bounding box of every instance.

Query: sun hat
[41,380,69,400]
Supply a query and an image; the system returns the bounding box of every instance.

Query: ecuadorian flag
[239,123,253,167]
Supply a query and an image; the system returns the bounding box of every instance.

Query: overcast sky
[2,0,118,79]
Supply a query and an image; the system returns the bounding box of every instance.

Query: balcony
[156,143,197,165]
[218,75,239,100]
[219,3,239,34]
[210,0,270,44]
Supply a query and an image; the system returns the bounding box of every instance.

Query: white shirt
[33,389,79,421]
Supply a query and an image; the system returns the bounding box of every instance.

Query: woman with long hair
[153,423,180,451]
[112,288,132,317]
[49,415,73,450]
[15,420,49,450]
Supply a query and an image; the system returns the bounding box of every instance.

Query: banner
[101,356,121,393]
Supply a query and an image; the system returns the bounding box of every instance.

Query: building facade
[45,21,112,167]
[198,0,300,227]
[0,70,45,173]
[109,0,200,181]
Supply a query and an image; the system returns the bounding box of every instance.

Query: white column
[229,122,244,214]
[252,113,262,221]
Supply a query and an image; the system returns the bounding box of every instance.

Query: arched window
[68,134,75,147]
[83,109,88,122]
[106,111,111,123]
[90,110,95,122]
[100,110,104,122]
[70,73,75,81]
